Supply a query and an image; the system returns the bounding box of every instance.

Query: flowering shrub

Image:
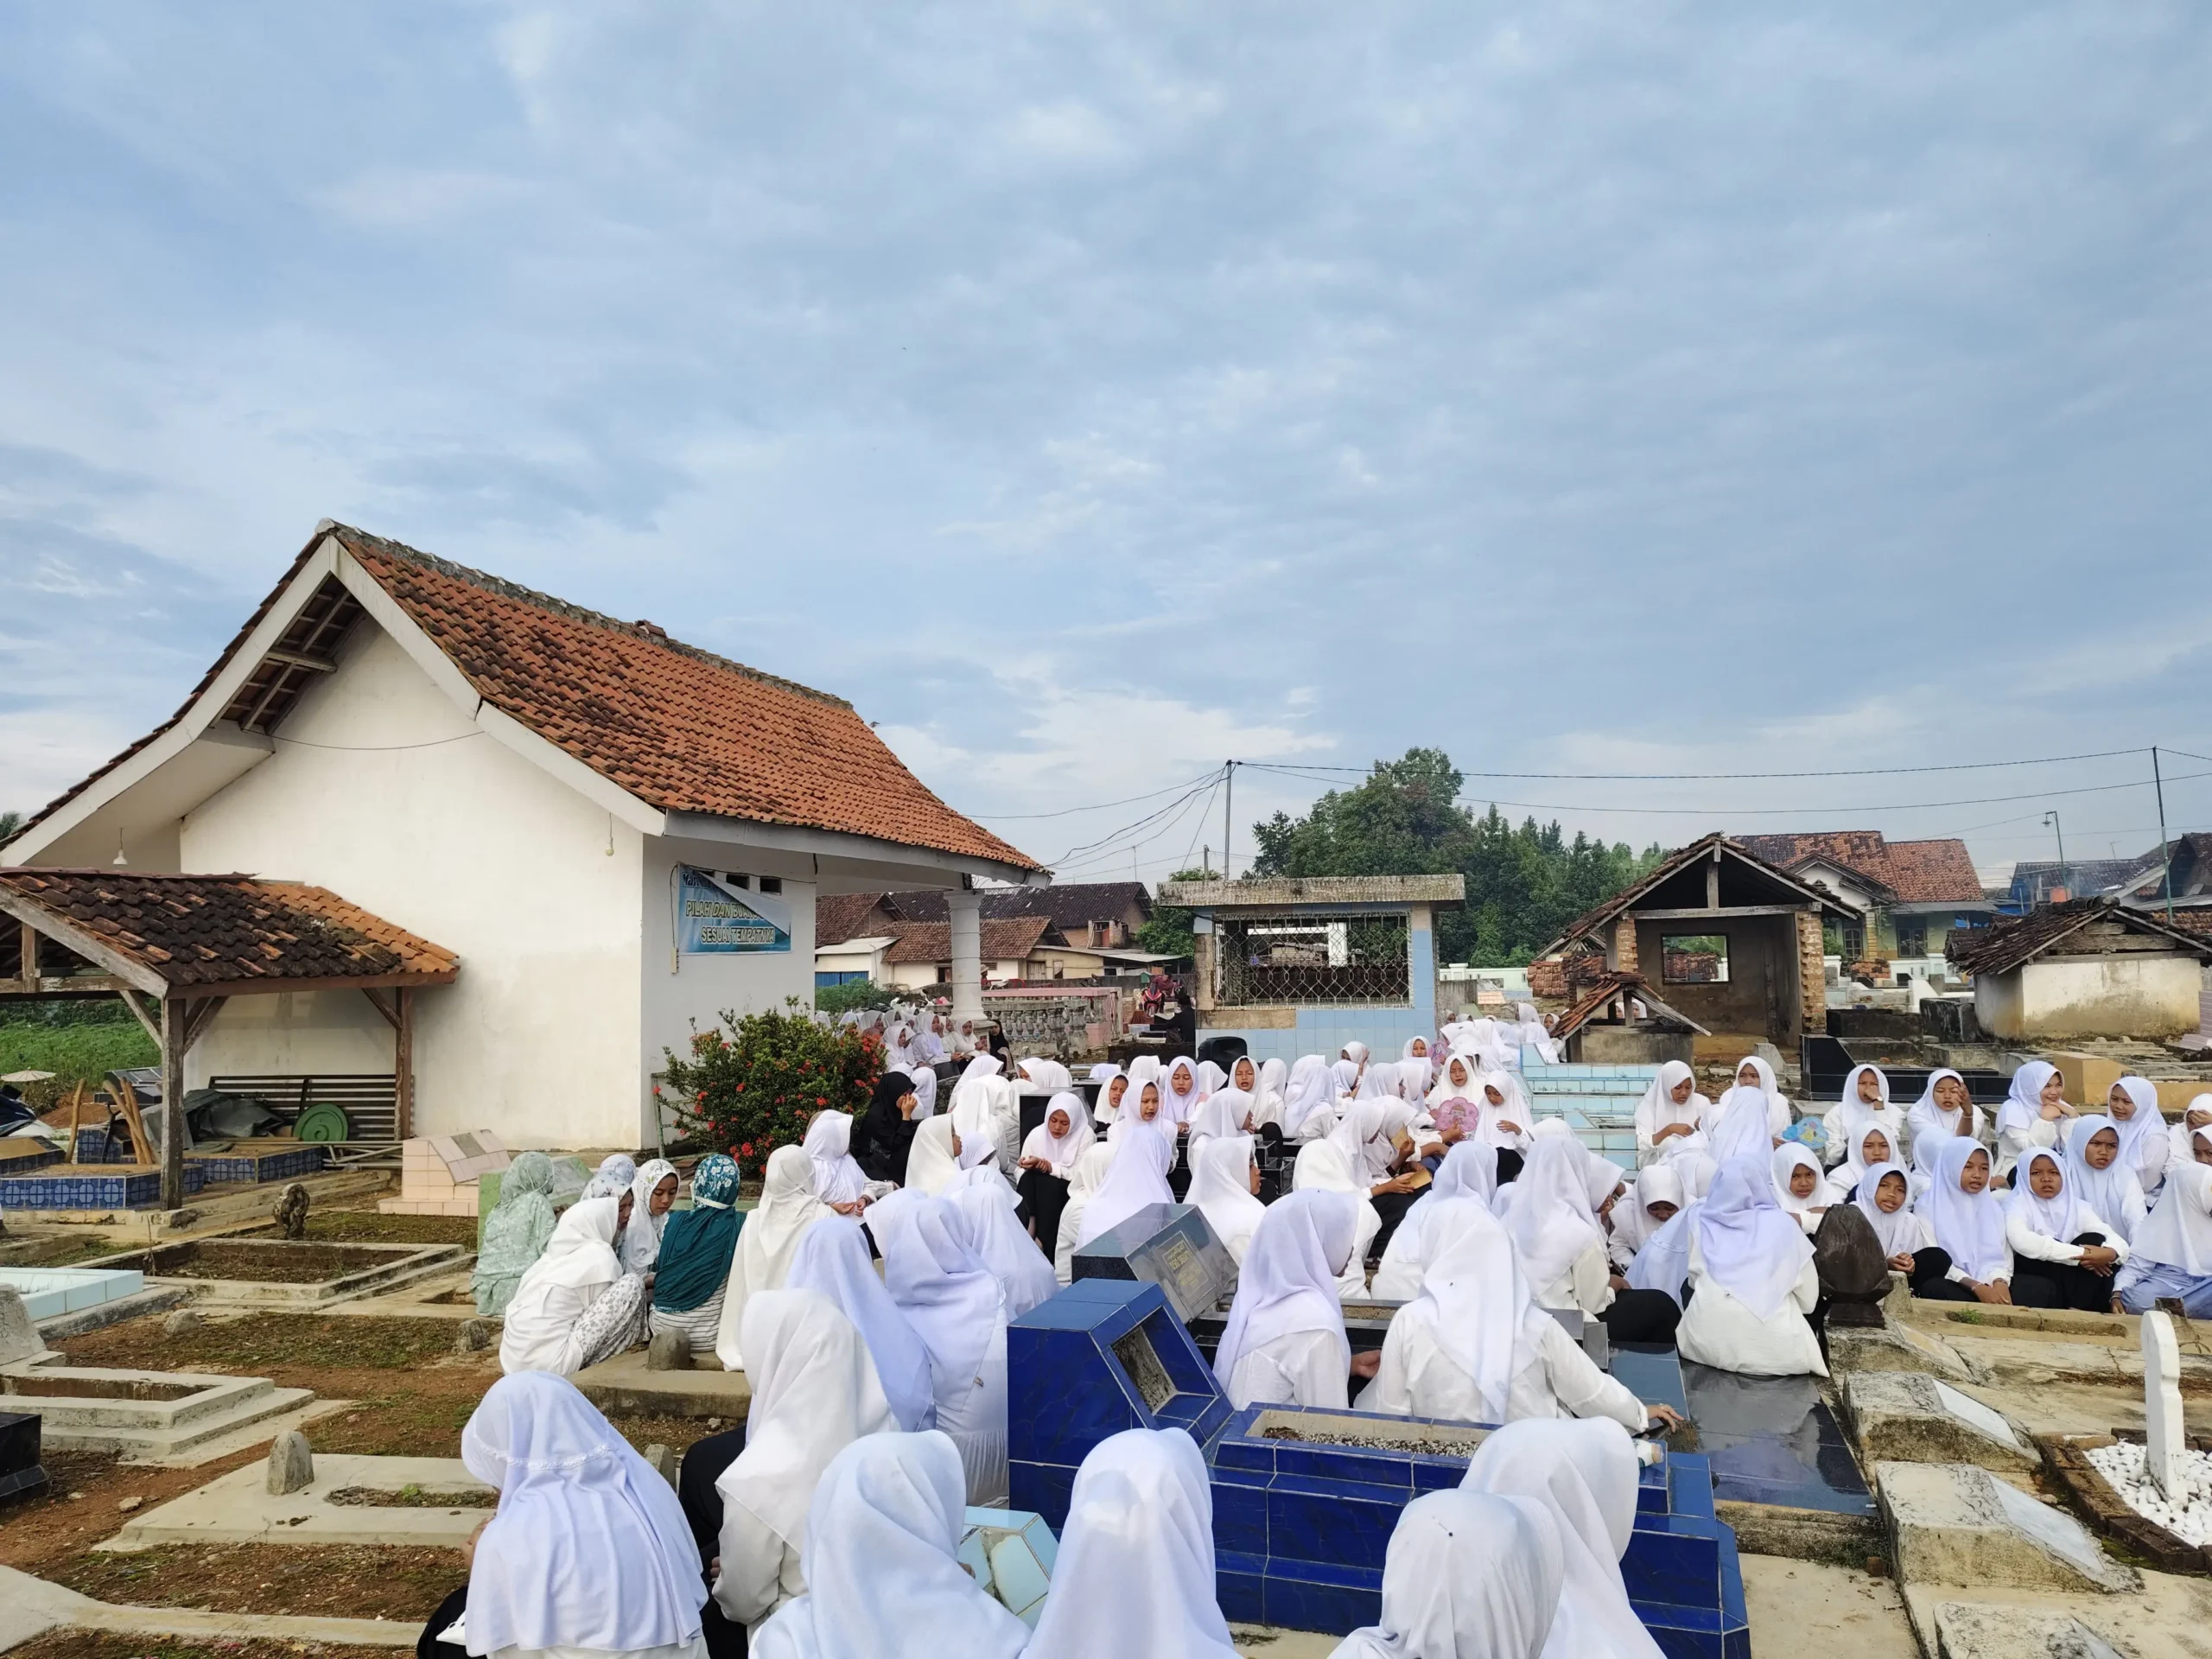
[659,1000,880,1172]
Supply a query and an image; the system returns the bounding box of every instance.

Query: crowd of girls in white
[459,1005,2212,1659]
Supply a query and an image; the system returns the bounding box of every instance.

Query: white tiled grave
[381,1131,511,1218]
[103,1454,494,1550]
[0,1266,144,1320]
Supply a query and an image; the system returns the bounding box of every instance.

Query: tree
[1135,868,1211,957]
[0,811,20,844]
[658,1001,880,1169]
[1249,749,1661,965]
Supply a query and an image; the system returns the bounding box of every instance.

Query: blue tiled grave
[1677,1361,1874,1516]
[1213,1402,1748,1657]
[0,1164,204,1211]
[188,1144,326,1185]
[1008,1279,1236,1526]
[1069,1202,1236,1322]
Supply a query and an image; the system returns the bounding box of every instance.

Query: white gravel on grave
[2083,1439,2212,1546]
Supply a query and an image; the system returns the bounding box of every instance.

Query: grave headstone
[162,1309,202,1338]
[2143,1307,2185,1501]
[266,1429,315,1495]
[0,1410,48,1503]
[647,1329,692,1371]
[1875,1461,2136,1593]
[1070,1204,1236,1323]
[642,1443,677,1488]
[453,1318,493,1354]
[1930,1603,2126,1659]
[273,1183,310,1239]
[0,1286,42,1365]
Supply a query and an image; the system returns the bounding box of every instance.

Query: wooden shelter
[0,869,457,1206]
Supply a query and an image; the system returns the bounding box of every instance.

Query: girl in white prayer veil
[1462,1419,1663,1659]
[1281,1054,1341,1143]
[2106,1077,2174,1201]
[1188,1058,1258,1149]
[1161,1056,1205,1124]
[1291,1139,1384,1299]
[1703,1085,1780,1166]
[1604,1164,1683,1276]
[947,1055,1007,1172]
[500,1197,646,1378]
[1770,1145,1840,1236]
[1675,1158,1824,1378]
[944,1168,1059,1320]
[1021,1428,1240,1659]
[1632,1062,1707,1163]
[2114,1159,2212,1316]
[1821,1065,1904,1173]
[869,1194,1010,1505]
[1359,1201,1656,1432]
[748,1431,1028,1659]
[1904,1068,1981,1179]
[1372,1142,1499,1298]
[1212,1190,1361,1410]
[1500,1136,1612,1319]
[461,1372,706,1659]
[715,1147,834,1373]
[902,1115,963,1196]
[1053,1141,1117,1285]
[785,1217,936,1433]
[620,1160,680,1275]
[1077,1120,1175,1248]
[1326,1490,1563,1659]
[1253,1056,1289,1128]
[712,1290,896,1640]
[801,1114,868,1213]
[1189,1134,1266,1263]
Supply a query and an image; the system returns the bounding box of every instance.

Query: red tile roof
[335,529,1039,870]
[881,917,1062,965]
[817,893,897,948]
[1738,832,1984,906]
[0,870,459,991]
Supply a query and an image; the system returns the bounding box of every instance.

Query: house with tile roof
[2,523,1043,1150]
[1736,832,1993,959]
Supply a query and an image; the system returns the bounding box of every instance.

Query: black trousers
[1494,1148,1526,1185]
[677,1425,750,1659]
[2011,1233,2117,1313]
[1369,1188,1419,1260]
[1015,1168,1071,1250]
[1600,1287,1681,1345]
[416,1586,468,1659]
[1908,1246,1978,1302]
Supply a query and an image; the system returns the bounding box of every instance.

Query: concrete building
[1737,831,1994,959]
[1948,899,2212,1041]
[1160,874,1465,1062]
[1538,834,1859,1048]
[1,523,1042,1152]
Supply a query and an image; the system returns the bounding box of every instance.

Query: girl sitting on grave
[1853,1161,1946,1294]
[747,1432,1030,1659]
[1076,1118,1174,1248]
[1770,1146,1840,1236]
[852,1069,925,1186]
[1474,1071,1536,1173]
[1461,1419,1668,1659]
[1632,1061,1709,1165]
[470,1149,557,1319]
[1089,1064,1128,1126]
[432,1372,704,1659]
[1014,1089,1093,1250]
[944,1167,1058,1321]
[1188,1056,1262,1154]
[785,1216,936,1432]
[1020,1428,1241,1659]
[1374,1141,1501,1297]
[1825,1123,1906,1205]
[2062,1117,2149,1245]
[1821,1065,1904,1173]
[1994,1060,2073,1182]
[646,1154,743,1358]
[868,1192,1010,1504]
[1279,1053,1341,1145]
[1326,1489,1564,1659]
[499,1193,647,1377]
[2106,1077,2174,1201]
[2113,1148,2212,1316]
[715,1147,835,1372]
[1905,1068,1983,1180]
[1360,1199,1681,1434]
[2003,1148,2127,1311]
[1053,1142,1118,1285]
[1724,1057,1792,1145]
[712,1290,896,1643]
[2170,1096,2212,1169]
[1912,1140,2016,1305]
[1290,1138,1385,1298]
[1212,1190,1379,1410]
[1188,1133,1267,1263]
[1603,1164,1682,1278]
[1672,1157,1826,1377]
[1499,1136,1615,1321]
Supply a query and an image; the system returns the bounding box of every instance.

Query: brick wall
[1614,916,1639,974]
[1796,908,1827,1039]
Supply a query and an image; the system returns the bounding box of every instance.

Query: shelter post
[160,995,186,1210]
[947,886,984,1030]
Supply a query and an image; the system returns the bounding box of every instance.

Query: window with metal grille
[1215,914,1411,1007]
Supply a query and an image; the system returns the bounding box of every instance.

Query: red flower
[816,1096,828,1106]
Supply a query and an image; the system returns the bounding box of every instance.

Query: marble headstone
[2142,1307,2185,1500]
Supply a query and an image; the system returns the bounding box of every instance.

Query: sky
[3,3,2209,886]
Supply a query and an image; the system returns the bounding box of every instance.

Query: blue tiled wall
[189,1146,326,1185]
[0,1165,206,1211]
[73,1129,137,1164]
[1198,917,1440,1066]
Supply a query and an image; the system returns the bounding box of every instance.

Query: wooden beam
[261,648,336,673]
[1706,857,1719,910]
[0,894,168,995]
[360,988,401,1031]
[163,969,457,999]
[115,985,163,1048]
[1633,904,1814,923]
[17,921,33,984]
[178,995,227,1054]
[0,976,133,999]
[160,996,186,1209]
[395,986,414,1141]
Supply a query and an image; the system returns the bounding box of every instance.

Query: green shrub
[814,978,896,1017]
[0,1021,158,1106]
[658,1000,882,1172]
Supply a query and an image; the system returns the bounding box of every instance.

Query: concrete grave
[267,1429,314,1494]
[0,1266,147,1320]
[1,1347,337,1464]
[573,1346,752,1419]
[102,1453,493,1550]
[1929,1601,2126,1659]
[1827,1319,1980,1383]
[1843,1372,2035,1473]
[92,1236,471,1309]
[1876,1462,2137,1594]
[2144,1308,2185,1501]
[0,1287,39,1364]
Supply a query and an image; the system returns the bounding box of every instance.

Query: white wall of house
[1974,953,2202,1040]
[178,625,648,1149]
[639,831,817,1147]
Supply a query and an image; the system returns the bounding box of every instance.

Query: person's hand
[1655,1122,1688,1143]
[1349,1350,1382,1381]
[1968,1280,2012,1306]
[462,1516,491,1571]
[1440,1123,1465,1145]
[1886,1253,1916,1273]
[830,1199,864,1217]
[1643,1403,1686,1433]
[1417,1140,1445,1161]
[1496,1120,1524,1137]
[2080,1246,2119,1274]
[1608,1274,1630,1292]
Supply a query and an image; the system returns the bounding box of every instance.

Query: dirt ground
[10,1636,394,1659]
[245,1211,478,1247]
[146,1244,412,1284]
[48,1542,465,1622]
[1740,1556,1916,1657]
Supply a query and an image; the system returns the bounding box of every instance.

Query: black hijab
[855,1069,920,1182]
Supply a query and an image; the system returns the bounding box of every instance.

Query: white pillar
[947,888,984,1030]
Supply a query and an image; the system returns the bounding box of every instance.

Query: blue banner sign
[677,867,791,954]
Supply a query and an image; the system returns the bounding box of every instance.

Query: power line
[1243,746,2157,784]
[966,767,1224,821]
[1046,769,1227,869]
[1052,782,1224,878]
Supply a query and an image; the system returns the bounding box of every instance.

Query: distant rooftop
[1160,874,1465,912]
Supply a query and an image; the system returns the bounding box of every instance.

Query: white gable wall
[179,624,648,1149]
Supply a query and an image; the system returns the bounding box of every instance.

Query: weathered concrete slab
[1897,1578,2212,1659]
[573,1346,752,1419]
[1,1348,343,1465]
[1876,1462,2137,1594]
[1929,1600,2126,1658]
[100,1453,492,1552]
[1845,1372,2036,1473]
[0,1561,418,1649]
[1827,1318,1981,1382]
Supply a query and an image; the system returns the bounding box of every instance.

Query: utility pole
[1223,760,1236,880]
[2153,747,2176,920]
[2043,810,2068,905]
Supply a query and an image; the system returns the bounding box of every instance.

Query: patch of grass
[0,1022,157,1095]
[63,1313,461,1372]
[48,1541,461,1620]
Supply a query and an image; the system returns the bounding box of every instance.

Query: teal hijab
[652,1154,743,1312]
